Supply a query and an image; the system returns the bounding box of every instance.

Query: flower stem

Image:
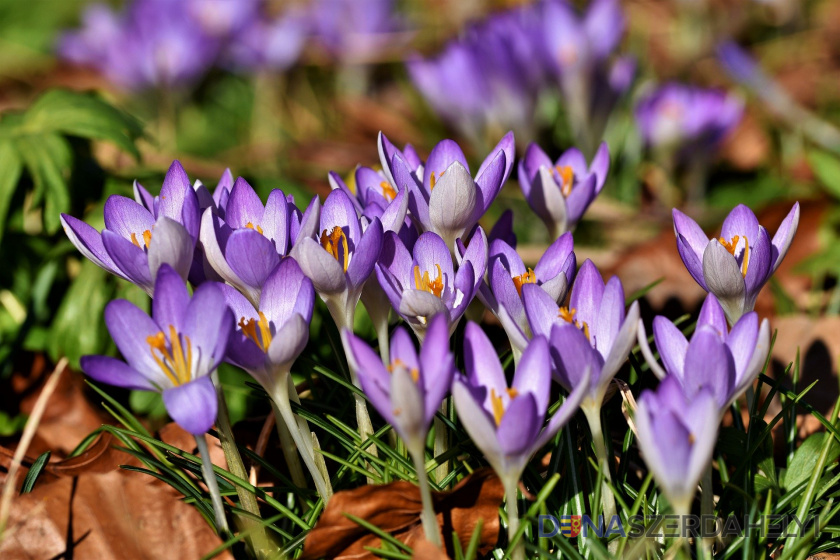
[195,433,230,536]
[409,446,441,547]
[505,480,524,560]
[433,401,449,483]
[272,380,333,503]
[583,406,617,524]
[213,376,274,556]
[700,465,715,555]
[270,400,308,490]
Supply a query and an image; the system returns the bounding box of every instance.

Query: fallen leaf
[301,468,503,560]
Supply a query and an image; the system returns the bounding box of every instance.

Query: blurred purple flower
[638,294,771,411]
[635,83,744,154]
[673,202,799,324]
[81,265,233,435]
[347,314,455,453]
[634,376,719,515]
[61,161,199,295]
[478,234,576,356]
[224,9,308,71]
[518,142,610,238]
[200,178,319,307]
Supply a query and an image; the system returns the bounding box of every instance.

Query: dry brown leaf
[301,467,503,560]
[412,538,451,559]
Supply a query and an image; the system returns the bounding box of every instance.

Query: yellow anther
[380,181,398,202]
[146,325,193,386]
[558,307,591,340]
[512,268,537,296]
[239,311,272,352]
[718,235,749,277]
[387,358,420,382]
[413,264,444,298]
[131,230,153,249]
[320,226,349,272]
[555,165,575,197]
[491,389,505,426]
[507,388,519,399]
[429,170,446,191]
[245,222,264,235]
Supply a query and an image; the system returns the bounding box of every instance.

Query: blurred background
[0,0,839,438]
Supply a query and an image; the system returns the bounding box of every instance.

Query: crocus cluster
[58,0,406,90]
[409,0,634,146]
[63,127,799,550]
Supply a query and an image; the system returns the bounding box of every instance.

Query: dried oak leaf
[301,467,503,560]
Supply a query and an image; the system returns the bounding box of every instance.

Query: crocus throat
[147,325,193,387]
[131,230,153,249]
[414,264,444,298]
[320,226,349,272]
[490,387,520,426]
[379,181,397,202]
[512,268,536,296]
[245,222,264,235]
[554,166,575,197]
[558,306,591,340]
[718,235,749,277]
[387,358,420,382]
[239,311,272,353]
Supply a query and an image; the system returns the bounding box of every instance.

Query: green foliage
[19,451,50,494]
[808,149,840,199]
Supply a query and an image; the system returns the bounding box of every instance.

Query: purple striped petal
[81,355,154,391]
[224,229,280,291]
[162,376,218,435]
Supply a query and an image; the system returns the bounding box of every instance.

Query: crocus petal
[491,259,525,328]
[428,162,477,244]
[461,227,488,291]
[682,326,735,407]
[744,226,772,296]
[652,316,688,378]
[599,301,640,393]
[488,209,516,248]
[549,322,602,392]
[497,393,539,456]
[103,195,155,241]
[523,283,559,339]
[60,214,124,279]
[726,312,759,383]
[412,232,455,292]
[672,209,708,257]
[770,202,799,271]
[147,217,194,282]
[262,257,314,324]
[570,259,605,329]
[535,166,568,233]
[593,276,625,357]
[267,315,309,368]
[556,148,588,178]
[464,322,508,410]
[535,232,575,282]
[322,189,362,248]
[390,326,420,372]
[293,196,321,247]
[392,153,429,229]
[101,231,153,291]
[81,355,154,391]
[681,390,720,499]
[589,142,611,192]
[399,290,449,321]
[424,139,469,193]
[133,180,155,213]
[696,294,727,335]
[152,264,190,333]
[476,132,515,185]
[702,240,746,322]
[347,218,383,289]
[380,187,409,234]
[472,149,507,219]
[419,314,454,421]
[162,377,218,435]
[564,174,597,225]
[720,204,760,244]
[512,335,551,412]
[636,320,667,380]
[158,161,192,221]
[676,234,708,289]
[225,229,281,292]
[534,365,591,451]
[104,299,170,384]
[390,364,428,448]
[184,283,234,372]
[329,171,363,214]
[452,381,501,467]
[730,318,769,405]
[379,230,413,288]
[262,189,290,255]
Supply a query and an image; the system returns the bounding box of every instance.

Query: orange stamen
[512,268,537,296]
[146,326,193,386]
[380,181,398,202]
[239,311,272,352]
[555,165,575,197]
[718,235,749,277]
[245,222,264,235]
[413,264,444,297]
[320,226,349,272]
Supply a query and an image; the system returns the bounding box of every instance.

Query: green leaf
[22,90,142,159]
[783,433,840,491]
[0,140,22,243]
[15,132,71,233]
[808,150,840,199]
[20,451,50,494]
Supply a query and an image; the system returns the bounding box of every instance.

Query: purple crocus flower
[346,314,455,454]
[328,166,409,235]
[224,9,308,72]
[478,233,576,357]
[518,142,610,238]
[453,323,589,483]
[524,259,640,413]
[673,202,800,324]
[292,189,384,331]
[376,227,487,339]
[80,265,232,435]
[380,132,514,252]
[307,0,406,63]
[61,161,199,295]
[638,294,771,412]
[635,84,744,154]
[192,168,233,217]
[634,376,719,515]
[199,178,318,308]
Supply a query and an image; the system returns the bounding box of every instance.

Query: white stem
[410,446,441,547]
[272,381,333,502]
[583,406,617,523]
[195,433,230,535]
[505,480,525,560]
[700,465,714,555]
[270,400,308,490]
